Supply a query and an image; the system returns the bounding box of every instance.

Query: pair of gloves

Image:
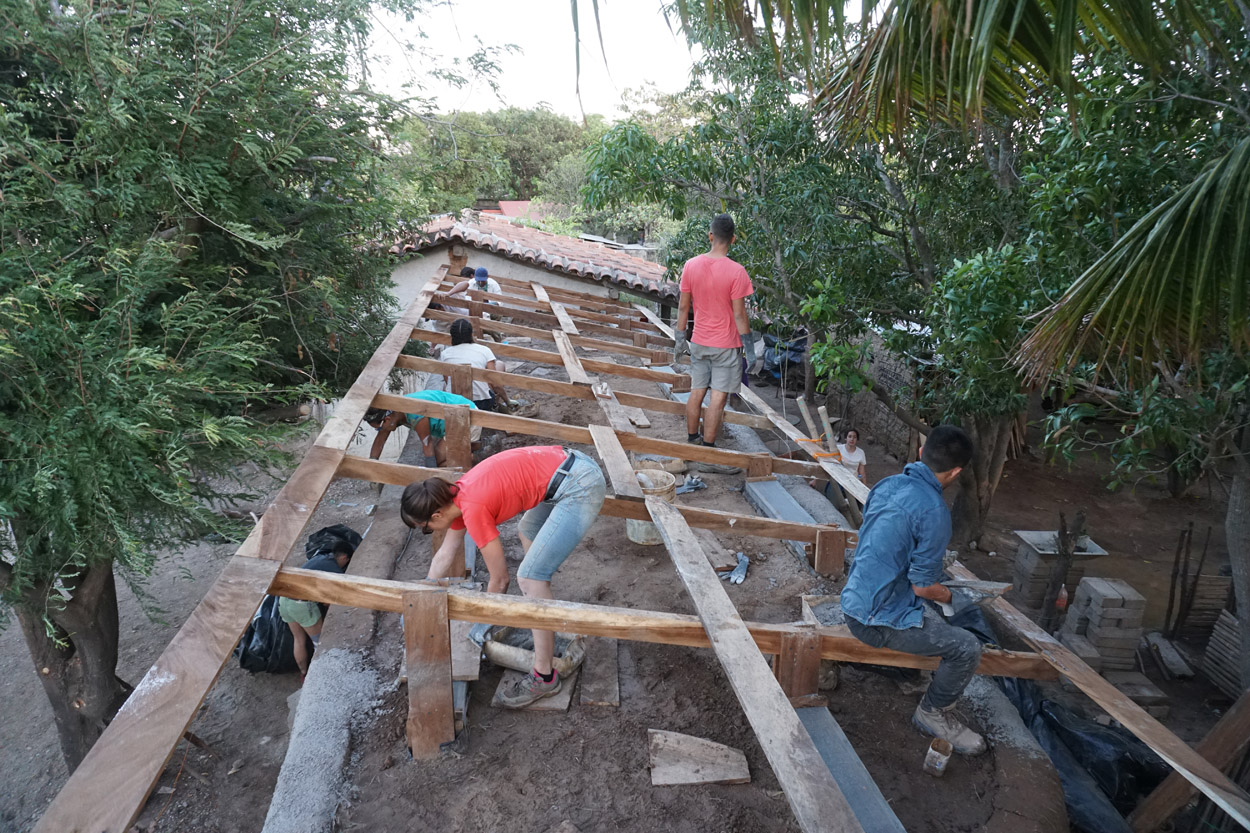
[673,332,756,366]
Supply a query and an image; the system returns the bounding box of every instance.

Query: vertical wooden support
[773,628,823,700]
[745,454,774,480]
[443,406,474,471]
[449,365,474,401]
[632,331,648,348]
[404,590,455,758]
[649,349,671,365]
[814,529,853,577]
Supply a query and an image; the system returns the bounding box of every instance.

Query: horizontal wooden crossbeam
[270,568,1057,679]
[425,307,668,362]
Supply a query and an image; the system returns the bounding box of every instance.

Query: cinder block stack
[1060,577,1146,671]
[1011,541,1088,608]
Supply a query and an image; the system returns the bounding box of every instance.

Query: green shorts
[278,597,322,628]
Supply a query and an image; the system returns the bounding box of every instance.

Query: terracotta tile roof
[390,211,677,301]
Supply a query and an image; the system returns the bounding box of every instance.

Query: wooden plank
[644,497,864,833]
[408,329,691,391]
[32,556,281,833]
[773,628,822,698]
[592,380,637,434]
[442,406,474,471]
[949,560,1250,827]
[624,405,651,428]
[31,277,449,833]
[450,618,481,682]
[796,707,907,833]
[370,392,827,480]
[590,424,644,500]
[271,567,1058,678]
[530,282,552,304]
[796,396,822,441]
[1129,690,1250,832]
[738,386,870,505]
[404,589,455,758]
[579,637,620,707]
[425,308,659,359]
[455,289,667,342]
[634,303,676,339]
[336,455,463,485]
[648,730,750,786]
[550,300,582,336]
[814,529,855,577]
[448,364,474,400]
[552,329,593,385]
[694,528,741,572]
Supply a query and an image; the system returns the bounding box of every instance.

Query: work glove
[741,332,757,367]
[674,331,689,359]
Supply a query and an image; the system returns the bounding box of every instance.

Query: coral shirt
[451,446,568,546]
[680,253,754,348]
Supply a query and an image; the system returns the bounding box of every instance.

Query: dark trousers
[846,607,982,710]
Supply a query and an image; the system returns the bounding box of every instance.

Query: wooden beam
[773,628,823,699]
[336,455,462,485]
[738,386,870,505]
[551,329,593,385]
[270,572,1058,675]
[408,329,692,391]
[440,280,665,334]
[814,529,855,577]
[592,380,637,434]
[31,274,448,833]
[644,498,865,833]
[442,406,474,471]
[948,560,1250,827]
[425,307,659,359]
[634,303,675,339]
[590,424,643,500]
[394,353,769,429]
[530,282,551,304]
[1129,690,1250,832]
[550,300,582,336]
[403,589,455,758]
[370,393,830,480]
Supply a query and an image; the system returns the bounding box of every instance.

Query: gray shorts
[689,342,742,393]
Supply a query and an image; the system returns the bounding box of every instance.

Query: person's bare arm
[857,462,867,479]
[427,528,467,580]
[477,537,510,594]
[676,291,692,331]
[368,412,404,459]
[449,279,470,296]
[485,360,510,405]
[912,583,952,603]
[731,296,751,337]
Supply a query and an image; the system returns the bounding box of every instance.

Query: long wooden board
[443,289,669,344]
[407,328,690,391]
[1129,690,1250,831]
[948,560,1250,827]
[425,307,660,360]
[551,329,593,385]
[393,353,770,430]
[633,303,675,339]
[590,424,643,500]
[550,301,582,336]
[369,392,830,481]
[32,277,447,833]
[269,568,1057,678]
[738,386,870,506]
[644,498,865,833]
[648,730,750,786]
[404,590,455,757]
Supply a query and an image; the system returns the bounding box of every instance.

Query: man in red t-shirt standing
[674,214,755,474]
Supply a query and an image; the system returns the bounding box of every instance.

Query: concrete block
[1059,632,1103,672]
[1081,577,1124,608]
[1104,670,1169,706]
[1105,579,1146,610]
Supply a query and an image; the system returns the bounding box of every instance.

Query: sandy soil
[1,347,1235,833]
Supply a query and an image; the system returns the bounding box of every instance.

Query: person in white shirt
[431,318,515,412]
[449,266,503,299]
[837,428,868,482]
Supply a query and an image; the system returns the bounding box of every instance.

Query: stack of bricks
[1060,577,1146,671]
[1012,545,1088,608]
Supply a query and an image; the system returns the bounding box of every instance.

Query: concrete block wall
[819,331,917,461]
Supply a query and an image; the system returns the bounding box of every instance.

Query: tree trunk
[1227,425,1250,687]
[14,562,131,772]
[951,413,1017,547]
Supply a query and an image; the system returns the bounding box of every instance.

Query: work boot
[912,704,987,756]
[697,460,743,475]
[497,669,562,709]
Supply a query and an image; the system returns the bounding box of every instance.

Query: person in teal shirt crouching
[365,390,478,465]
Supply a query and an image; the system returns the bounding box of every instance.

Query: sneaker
[497,669,562,709]
[912,704,987,756]
[696,460,743,475]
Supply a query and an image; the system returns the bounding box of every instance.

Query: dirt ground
[1,345,1235,833]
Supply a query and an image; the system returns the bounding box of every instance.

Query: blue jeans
[517,451,606,581]
[846,605,982,710]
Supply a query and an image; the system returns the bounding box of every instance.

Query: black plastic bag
[1040,699,1171,814]
[304,523,362,560]
[234,594,300,674]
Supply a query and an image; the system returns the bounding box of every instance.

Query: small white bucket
[923,738,953,777]
[625,470,677,546]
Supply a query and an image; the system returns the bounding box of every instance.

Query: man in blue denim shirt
[842,425,986,755]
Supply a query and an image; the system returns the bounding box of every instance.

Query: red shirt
[451,446,567,546]
[680,253,754,348]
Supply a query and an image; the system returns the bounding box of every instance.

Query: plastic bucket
[625,470,677,546]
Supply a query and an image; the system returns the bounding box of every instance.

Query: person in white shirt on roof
[431,318,515,412]
[837,428,868,482]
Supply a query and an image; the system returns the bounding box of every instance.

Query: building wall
[821,331,918,462]
[390,243,622,312]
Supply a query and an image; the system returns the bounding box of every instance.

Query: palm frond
[1017,135,1250,383]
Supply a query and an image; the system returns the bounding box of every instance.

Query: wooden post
[773,628,822,700]
[443,406,474,472]
[449,365,474,401]
[404,590,455,758]
[746,454,774,480]
[633,331,648,349]
[814,529,853,577]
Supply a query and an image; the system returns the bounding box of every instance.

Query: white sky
[368,1,698,122]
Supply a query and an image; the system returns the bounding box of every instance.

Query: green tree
[0,0,411,769]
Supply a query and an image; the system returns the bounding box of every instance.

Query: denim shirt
[841,462,952,630]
